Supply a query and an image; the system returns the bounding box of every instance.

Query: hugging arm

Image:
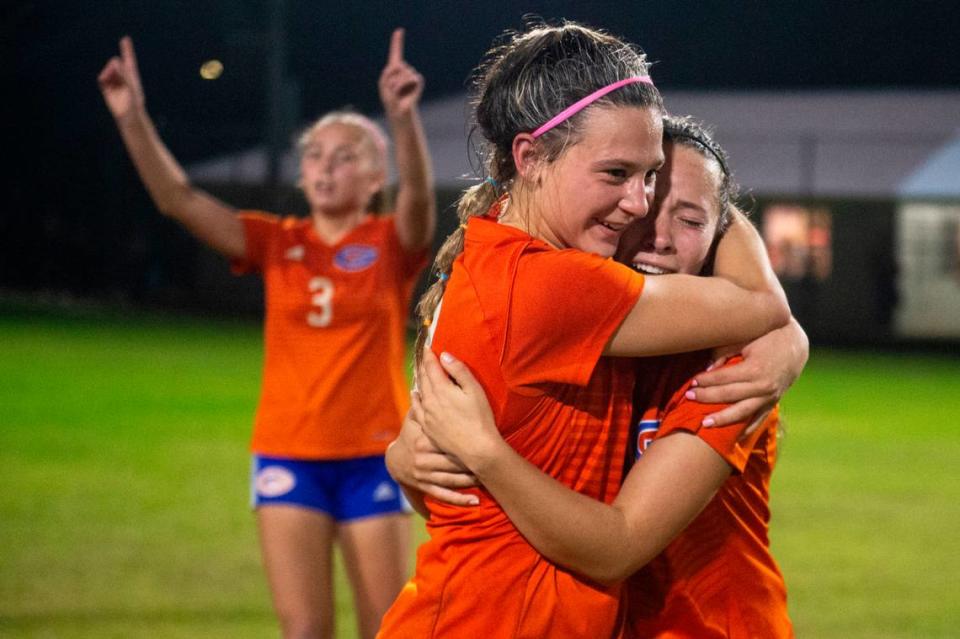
[606,209,789,357]
[414,350,732,584]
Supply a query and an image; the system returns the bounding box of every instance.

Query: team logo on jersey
[334,244,379,272]
[255,465,296,497]
[284,244,305,261]
[635,419,661,460]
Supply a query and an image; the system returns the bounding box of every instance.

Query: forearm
[115,109,194,215]
[714,210,786,298]
[389,108,435,251]
[466,439,638,584]
[114,109,243,258]
[469,432,729,584]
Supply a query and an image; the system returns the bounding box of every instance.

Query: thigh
[332,455,412,639]
[338,513,411,639]
[257,504,337,639]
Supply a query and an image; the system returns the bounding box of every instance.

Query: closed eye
[678,217,707,229]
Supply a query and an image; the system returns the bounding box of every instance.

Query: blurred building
[187,90,960,344]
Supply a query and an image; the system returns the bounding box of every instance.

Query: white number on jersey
[307,276,334,327]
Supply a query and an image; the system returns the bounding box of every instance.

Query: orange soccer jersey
[232,212,426,460]
[625,354,793,638]
[377,214,645,639]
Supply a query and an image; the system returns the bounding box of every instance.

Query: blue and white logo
[334,244,379,272]
[635,419,661,459]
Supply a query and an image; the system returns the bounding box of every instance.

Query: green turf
[1,308,958,637]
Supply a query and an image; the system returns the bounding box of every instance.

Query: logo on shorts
[334,244,379,272]
[372,481,397,503]
[256,465,297,498]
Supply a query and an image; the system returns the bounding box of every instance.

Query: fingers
[437,352,479,393]
[410,390,426,426]
[97,57,121,86]
[693,361,751,388]
[738,408,773,441]
[415,468,478,489]
[388,28,405,65]
[686,381,758,405]
[420,483,479,507]
[120,35,136,68]
[702,397,766,428]
[422,347,453,390]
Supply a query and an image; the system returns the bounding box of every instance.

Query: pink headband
[531,76,655,138]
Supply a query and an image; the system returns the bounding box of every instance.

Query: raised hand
[98,36,146,121]
[378,28,424,119]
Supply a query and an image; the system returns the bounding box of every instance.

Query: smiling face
[616,142,724,276]
[526,105,664,258]
[299,122,385,217]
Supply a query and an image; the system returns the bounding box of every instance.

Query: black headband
[666,131,730,178]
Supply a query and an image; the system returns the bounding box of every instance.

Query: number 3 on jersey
[307,276,334,327]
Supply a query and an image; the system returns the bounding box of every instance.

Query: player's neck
[311,207,368,244]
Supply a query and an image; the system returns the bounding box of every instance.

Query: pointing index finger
[388,28,405,65]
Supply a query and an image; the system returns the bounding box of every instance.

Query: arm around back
[606,210,790,357]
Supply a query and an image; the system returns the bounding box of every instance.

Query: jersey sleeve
[656,356,768,473]
[504,249,644,388]
[230,211,281,275]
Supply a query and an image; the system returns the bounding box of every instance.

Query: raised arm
[378,29,435,252]
[415,349,734,584]
[606,210,790,357]
[98,37,244,260]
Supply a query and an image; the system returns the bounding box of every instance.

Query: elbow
[154,183,195,219]
[587,564,633,587]
[762,290,791,332]
[566,549,639,586]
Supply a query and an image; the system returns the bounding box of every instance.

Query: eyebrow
[591,154,665,170]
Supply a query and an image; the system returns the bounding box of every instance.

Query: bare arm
[605,210,789,357]
[379,29,435,252]
[99,37,244,259]
[415,349,733,584]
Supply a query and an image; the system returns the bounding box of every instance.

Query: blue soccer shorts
[251,454,409,522]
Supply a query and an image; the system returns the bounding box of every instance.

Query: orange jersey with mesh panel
[377,214,644,639]
[232,212,427,459]
[625,353,793,638]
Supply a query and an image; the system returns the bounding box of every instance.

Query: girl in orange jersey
[99,29,434,639]
[376,23,789,639]
[401,116,800,637]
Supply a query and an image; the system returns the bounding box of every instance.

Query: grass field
[1,307,958,637]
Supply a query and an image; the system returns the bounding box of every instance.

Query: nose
[649,212,673,253]
[619,176,652,219]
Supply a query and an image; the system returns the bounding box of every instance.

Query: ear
[511,133,542,183]
[368,168,387,199]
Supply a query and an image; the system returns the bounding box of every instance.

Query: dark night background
[3,0,959,307]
